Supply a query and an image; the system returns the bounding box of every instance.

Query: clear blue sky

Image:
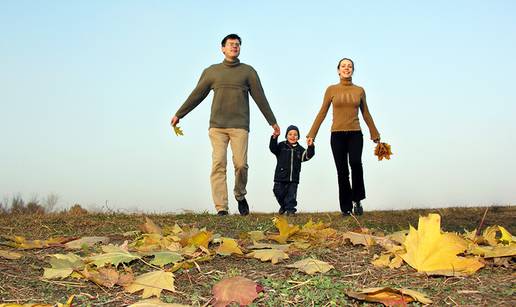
[1,1,515,213]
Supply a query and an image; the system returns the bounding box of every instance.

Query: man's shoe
[342,211,352,217]
[238,198,249,216]
[353,201,363,216]
[217,210,228,216]
[278,207,286,215]
[285,210,296,216]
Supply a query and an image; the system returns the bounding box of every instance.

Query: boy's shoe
[217,210,228,216]
[238,198,249,216]
[353,201,363,216]
[285,210,296,216]
[278,207,286,215]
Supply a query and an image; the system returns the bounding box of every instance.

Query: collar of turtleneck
[223,58,240,67]
[339,77,352,86]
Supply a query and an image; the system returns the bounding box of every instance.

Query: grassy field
[0,206,515,306]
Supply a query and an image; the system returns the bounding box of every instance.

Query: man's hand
[272,124,280,137]
[171,116,180,127]
[307,137,314,146]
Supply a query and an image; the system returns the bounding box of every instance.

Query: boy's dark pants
[273,182,298,212]
[330,131,365,213]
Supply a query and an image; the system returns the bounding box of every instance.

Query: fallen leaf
[148,251,184,267]
[247,231,266,242]
[0,249,23,260]
[286,258,334,274]
[128,298,190,306]
[5,235,70,249]
[400,214,484,276]
[43,253,84,279]
[246,249,289,264]
[246,242,291,251]
[212,276,260,307]
[468,244,516,258]
[216,238,243,256]
[346,287,432,306]
[268,216,300,244]
[87,247,140,267]
[140,217,163,235]
[125,270,175,298]
[81,267,120,287]
[372,254,392,267]
[65,236,110,249]
[341,231,375,246]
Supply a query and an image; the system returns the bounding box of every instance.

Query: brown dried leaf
[212,276,260,307]
[140,217,163,235]
[346,287,432,306]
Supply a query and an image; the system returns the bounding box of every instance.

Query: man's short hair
[221,34,242,46]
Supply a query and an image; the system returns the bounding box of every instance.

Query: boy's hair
[221,34,242,46]
[285,125,300,139]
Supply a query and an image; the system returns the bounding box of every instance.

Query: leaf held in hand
[173,125,184,136]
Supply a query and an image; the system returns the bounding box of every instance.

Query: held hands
[272,124,280,137]
[306,137,314,146]
[171,116,180,126]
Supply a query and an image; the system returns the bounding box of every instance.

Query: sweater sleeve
[175,68,212,119]
[359,91,380,141]
[307,86,332,139]
[269,135,279,156]
[248,67,277,125]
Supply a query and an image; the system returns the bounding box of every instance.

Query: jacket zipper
[290,148,294,181]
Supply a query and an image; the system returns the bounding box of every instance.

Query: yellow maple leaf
[0,249,23,260]
[173,125,184,136]
[468,244,516,258]
[286,258,334,274]
[341,231,376,246]
[400,214,484,276]
[247,230,266,242]
[216,238,243,256]
[125,270,175,298]
[268,216,300,244]
[246,249,289,264]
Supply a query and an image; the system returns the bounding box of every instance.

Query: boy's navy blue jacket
[269,136,315,183]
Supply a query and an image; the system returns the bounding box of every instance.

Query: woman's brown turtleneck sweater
[307,77,380,141]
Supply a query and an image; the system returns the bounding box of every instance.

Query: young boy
[269,125,315,215]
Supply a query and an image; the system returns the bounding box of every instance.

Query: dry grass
[0,206,515,306]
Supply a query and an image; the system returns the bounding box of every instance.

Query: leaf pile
[1,213,514,306]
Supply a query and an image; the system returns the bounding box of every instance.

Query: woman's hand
[374,138,381,144]
[307,137,314,146]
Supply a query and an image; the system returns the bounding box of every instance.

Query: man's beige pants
[208,128,248,212]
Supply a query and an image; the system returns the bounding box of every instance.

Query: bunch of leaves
[172,125,184,136]
[374,142,393,160]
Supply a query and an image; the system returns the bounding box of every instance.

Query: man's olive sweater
[175,59,277,131]
[307,77,380,141]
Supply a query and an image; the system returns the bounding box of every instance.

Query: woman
[306,58,380,216]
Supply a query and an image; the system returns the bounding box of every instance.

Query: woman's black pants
[330,131,365,213]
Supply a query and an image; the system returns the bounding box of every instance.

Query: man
[171,33,280,216]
